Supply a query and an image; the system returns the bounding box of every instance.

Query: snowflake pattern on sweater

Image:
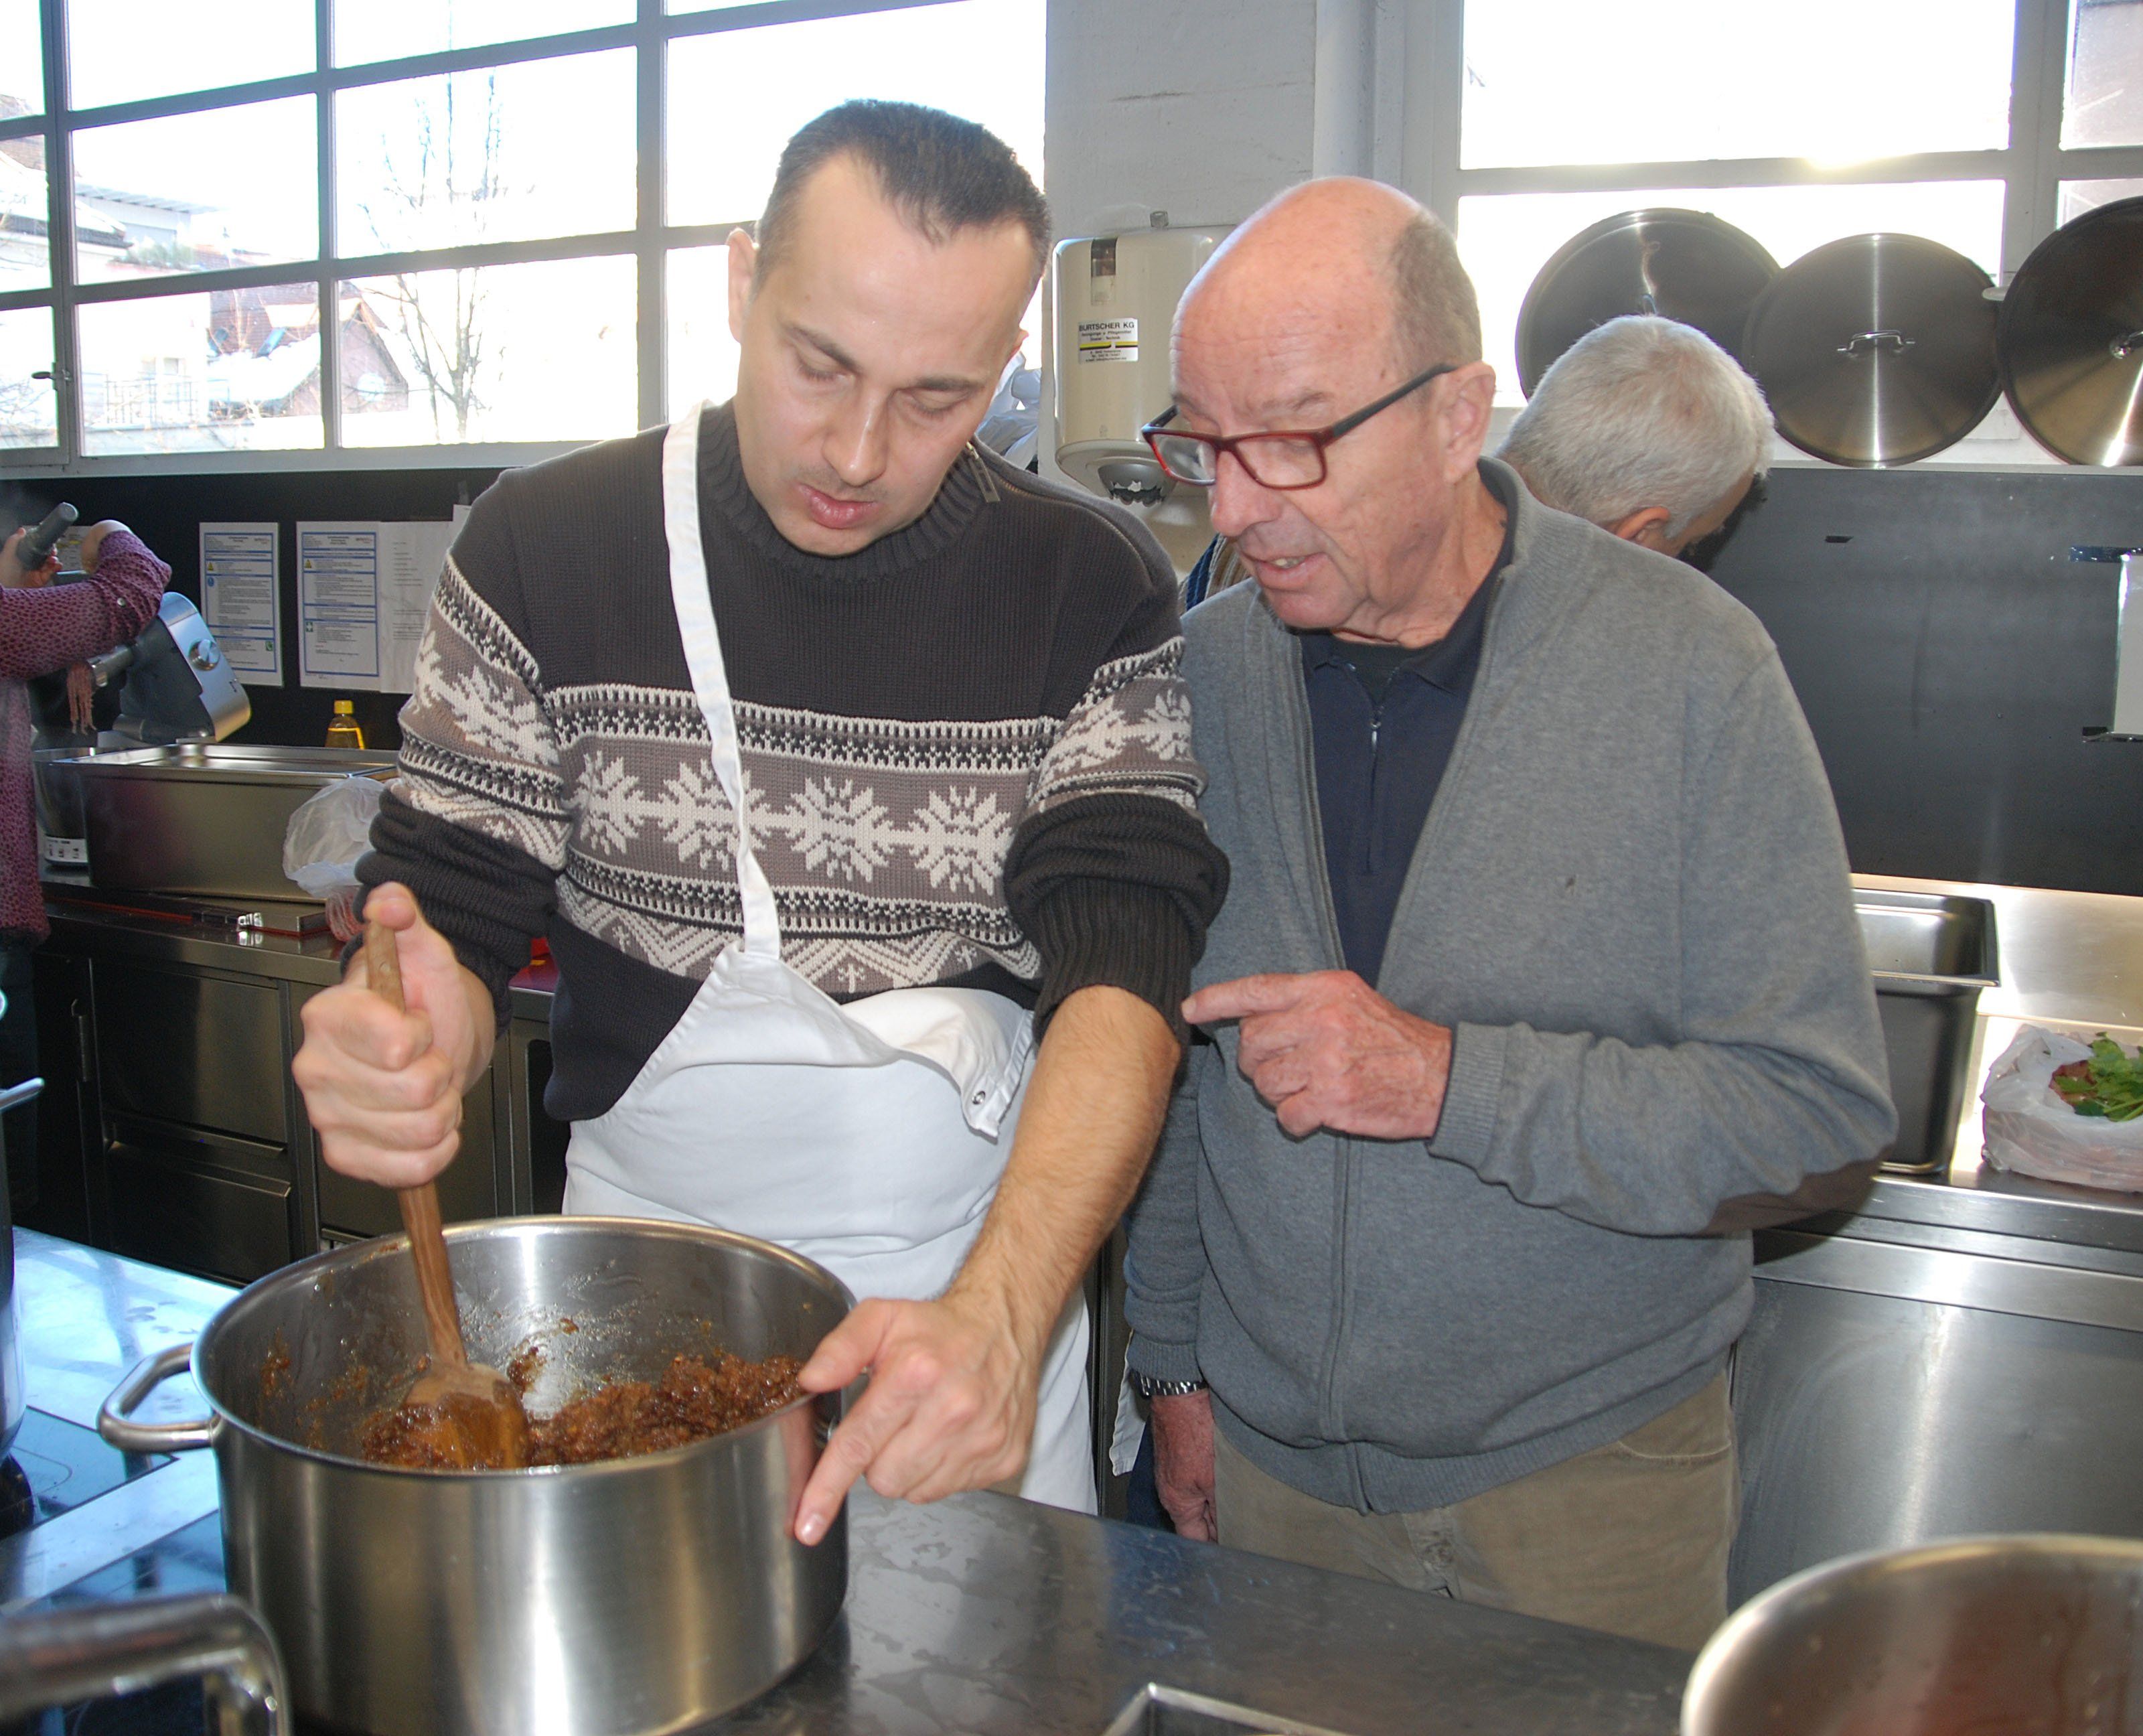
[395,557,1204,997]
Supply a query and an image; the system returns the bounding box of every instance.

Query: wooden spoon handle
[362,918,403,1011]
[364,918,469,1375]
[397,1181,468,1373]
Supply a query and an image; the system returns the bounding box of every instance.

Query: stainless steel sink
[1101,1685,1357,1736]
[55,743,397,901]
[1854,889,2000,1174]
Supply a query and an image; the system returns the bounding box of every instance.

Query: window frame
[1388,0,2143,408]
[0,0,974,477]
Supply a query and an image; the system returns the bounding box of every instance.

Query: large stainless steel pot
[1684,1534,2143,1736]
[98,1217,853,1736]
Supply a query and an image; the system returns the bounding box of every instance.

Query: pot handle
[98,1342,216,1453]
[0,1592,288,1733]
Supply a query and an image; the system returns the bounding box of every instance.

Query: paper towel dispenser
[1053,220,1228,507]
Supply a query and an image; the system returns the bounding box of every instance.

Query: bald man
[1185,314,1773,609]
[1122,181,1893,1649]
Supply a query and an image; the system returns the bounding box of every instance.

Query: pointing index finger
[1184,973,1312,1026]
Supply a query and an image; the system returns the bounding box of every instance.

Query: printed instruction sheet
[198,522,283,684]
[297,514,462,693]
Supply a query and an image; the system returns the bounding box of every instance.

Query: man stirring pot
[292,102,1226,1538]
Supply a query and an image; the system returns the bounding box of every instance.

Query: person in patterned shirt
[292,101,1227,1534]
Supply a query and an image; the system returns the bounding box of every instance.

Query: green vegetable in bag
[2051,1036,2143,1123]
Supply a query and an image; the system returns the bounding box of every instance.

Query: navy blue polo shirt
[1301,472,1514,986]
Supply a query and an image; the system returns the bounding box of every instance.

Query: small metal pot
[99,1217,853,1736]
[1684,1534,2143,1736]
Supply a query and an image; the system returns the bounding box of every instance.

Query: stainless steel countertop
[1842,873,2143,1260]
[5,1230,1688,1735]
[3,1230,230,1613]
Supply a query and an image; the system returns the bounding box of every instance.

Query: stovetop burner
[0,1452,31,1540]
[3,1407,171,1542]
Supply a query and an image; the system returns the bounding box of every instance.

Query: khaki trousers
[1213,1375,1737,1651]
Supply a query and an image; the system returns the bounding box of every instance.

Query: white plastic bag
[1982,1025,2143,1192]
[283,774,388,899]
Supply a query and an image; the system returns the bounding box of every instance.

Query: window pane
[338,52,634,255]
[340,254,637,446]
[81,285,326,455]
[0,306,55,447]
[2061,177,2143,224]
[668,245,739,413]
[1459,182,2006,405]
[0,149,49,291]
[667,0,1044,227]
[0,0,42,116]
[1463,0,2013,169]
[335,0,631,66]
[68,0,313,111]
[73,98,318,283]
[2066,0,2143,147]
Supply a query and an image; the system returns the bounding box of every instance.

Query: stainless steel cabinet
[84,960,301,1283]
[1732,1224,2143,1605]
[25,936,524,1284]
[24,950,96,1244]
[504,1017,569,1216]
[93,964,287,1145]
[103,1116,294,1283]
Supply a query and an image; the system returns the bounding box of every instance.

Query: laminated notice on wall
[297,517,459,693]
[198,521,283,684]
[1077,317,1138,362]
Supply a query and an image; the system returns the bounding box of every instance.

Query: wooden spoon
[364,920,530,1469]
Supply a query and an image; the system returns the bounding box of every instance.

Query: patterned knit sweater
[364,404,1228,1123]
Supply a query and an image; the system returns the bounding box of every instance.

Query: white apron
[562,405,1094,1512]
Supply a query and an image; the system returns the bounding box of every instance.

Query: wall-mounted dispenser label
[1077,317,1138,363]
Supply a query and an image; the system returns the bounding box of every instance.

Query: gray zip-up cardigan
[1126,463,1896,1514]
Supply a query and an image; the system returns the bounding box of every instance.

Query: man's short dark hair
[753,100,1050,287]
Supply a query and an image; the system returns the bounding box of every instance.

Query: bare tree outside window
[353,74,504,441]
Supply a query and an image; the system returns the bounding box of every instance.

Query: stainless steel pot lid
[1513,208,1778,398]
[1741,233,2000,467]
[1998,195,2143,467]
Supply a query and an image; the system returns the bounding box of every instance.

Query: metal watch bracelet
[1130,1372,1207,1400]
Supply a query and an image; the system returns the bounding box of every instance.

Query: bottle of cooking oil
[325,699,366,749]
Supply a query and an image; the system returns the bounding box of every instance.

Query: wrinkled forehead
[1172,263,1398,426]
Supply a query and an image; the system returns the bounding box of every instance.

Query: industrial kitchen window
[1377,0,2143,415]
[0,0,1043,476]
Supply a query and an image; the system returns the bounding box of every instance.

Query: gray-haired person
[1181,315,1772,608]
[1497,313,1771,560]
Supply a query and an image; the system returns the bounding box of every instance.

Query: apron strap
[662,405,780,961]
